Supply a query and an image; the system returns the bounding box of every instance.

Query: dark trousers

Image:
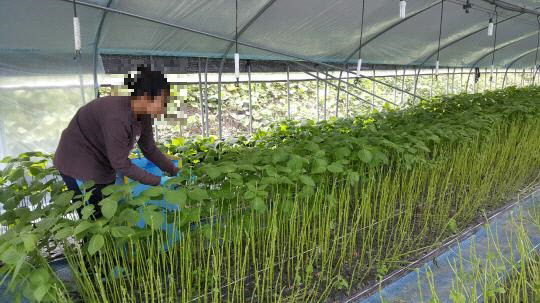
[60,172,114,220]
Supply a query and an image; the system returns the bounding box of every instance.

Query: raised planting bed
[1,86,540,302]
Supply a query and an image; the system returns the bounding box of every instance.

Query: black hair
[125,65,170,97]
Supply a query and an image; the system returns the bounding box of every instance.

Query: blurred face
[131,90,168,116]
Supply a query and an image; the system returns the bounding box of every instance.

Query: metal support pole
[372,68,376,109]
[484,67,488,91]
[204,59,209,137]
[400,67,406,104]
[471,68,476,93]
[248,63,253,134]
[324,70,328,120]
[92,0,113,98]
[287,65,291,119]
[451,67,456,94]
[0,119,6,160]
[446,67,450,95]
[394,67,398,104]
[430,68,434,98]
[503,66,509,88]
[460,67,463,93]
[494,67,498,89]
[412,67,419,105]
[346,68,350,117]
[521,68,525,87]
[218,65,223,140]
[316,71,320,122]
[197,58,206,137]
[336,70,342,118]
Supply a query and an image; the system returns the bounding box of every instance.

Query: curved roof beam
[343,0,443,64]
[465,33,539,87]
[502,48,538,86]
[57,0,427,101]
[416,12,524,68]
[412,11,527,101]
[220,0,279,60]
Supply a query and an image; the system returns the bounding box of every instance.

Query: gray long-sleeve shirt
[53,96,178,185]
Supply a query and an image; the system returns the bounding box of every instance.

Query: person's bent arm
[138,115,179,176]
[103,118,161,185]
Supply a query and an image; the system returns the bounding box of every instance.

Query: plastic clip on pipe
[234,53,240,81]
[73,16,81,52]
[488,18,494,36]
[399,0,406,19]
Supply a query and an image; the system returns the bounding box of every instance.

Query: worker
[53,65,179,219]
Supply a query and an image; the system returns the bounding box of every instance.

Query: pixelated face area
[132,90,169,116]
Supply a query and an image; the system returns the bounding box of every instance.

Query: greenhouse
[1,0,540,302]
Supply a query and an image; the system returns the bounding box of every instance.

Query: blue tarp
[357,188,540,303]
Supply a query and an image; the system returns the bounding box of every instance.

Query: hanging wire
[490,6,498,82]
[435,0,445,78]
[72,0,77,17]
[357,0,365,75]
[234,0,239,86]
[235,0,238,54]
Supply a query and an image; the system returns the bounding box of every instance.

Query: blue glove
[160,176,171,186]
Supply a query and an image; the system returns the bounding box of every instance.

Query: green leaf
[29,192,46,206]
[141,186,165,198]
[272,149,288,164]
[448,218,458,233]
[205,165,222,179]
[287,155,304,170]
[100,198,118,219]
[33,284,50,302]
[65,201,84,214]
[327,162,344,173]
[251,197,267,213]
[311,158,327,174]
[119,208,139,225]
[128,196,148,206]
[358,149,373,164]
[188,188,209,201]
[142,210,164,230]
[110,226,135,238]
[8,168,24,182]
[164,189,187,207]
[298,175,315,187]
[1,246,24,265]
[243,191,256,200]
[335,147,351,159]
[88,234,104,256]
[22,234,37,252]
[348,171,360,184]
[265,166,278,177]
[79,181,95,191]
[81,204,95,220]
[54,227,74,240]
[74,221,94,235]
[53,191,74,207]
[374,150,389,165]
